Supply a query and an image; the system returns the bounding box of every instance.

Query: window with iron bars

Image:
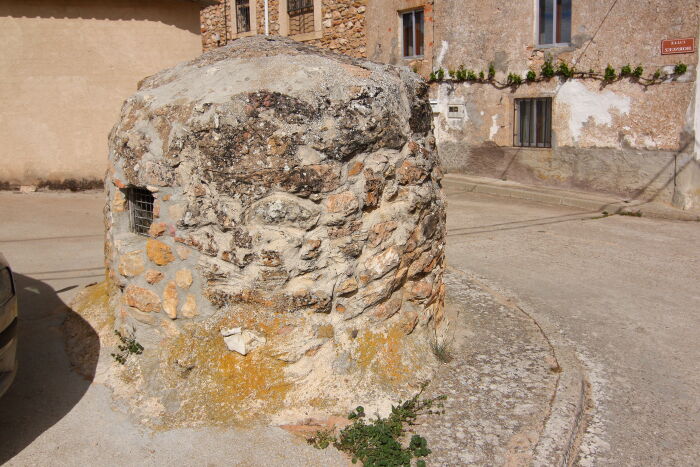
[128,187,154,236]
[288,0,314,35]
[514,97,552,148]
[236,0,251,34]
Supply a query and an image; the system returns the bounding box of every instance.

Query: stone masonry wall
[104,37,446,426]
[201,0,367,58]
[200,0,229,51]
[306,0,366,58]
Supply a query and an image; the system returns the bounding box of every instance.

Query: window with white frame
[514,98,552,148]
[538,0,571,45]
[401,9,424,58]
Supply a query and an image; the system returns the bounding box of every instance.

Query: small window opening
[288,0,314,35]
[447,104,465,119]
[514,97,552,148]
[402,9,424,58]
[236,0,252,33]
[128,187,154,235]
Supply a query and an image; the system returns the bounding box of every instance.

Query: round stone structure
[105,36,446,426]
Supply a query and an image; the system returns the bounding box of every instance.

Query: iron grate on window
[236,0,251,33]
[128,187,154,235]
[514,97,552,148]
[288,0,314,35]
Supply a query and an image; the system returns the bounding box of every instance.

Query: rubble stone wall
[201,0,367,58]
[105,36,446,426]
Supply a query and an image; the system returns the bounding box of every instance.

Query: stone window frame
[279,0,323,41]
[231,0,258,38]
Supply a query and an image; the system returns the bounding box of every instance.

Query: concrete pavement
[444,179,700,466]
[0,191,349,466]
[1,186,698,465]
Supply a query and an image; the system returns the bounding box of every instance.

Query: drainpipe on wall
[264,0,269,35]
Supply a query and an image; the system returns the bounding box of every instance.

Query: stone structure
[105,36,446,425]
[200,0,367,57]
[0,0,212,188]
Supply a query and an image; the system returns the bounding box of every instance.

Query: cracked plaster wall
[384,0,700,207]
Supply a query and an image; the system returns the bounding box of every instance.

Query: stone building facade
[200,0,367,57]
[368,0,700,209]
[204,0,700,209]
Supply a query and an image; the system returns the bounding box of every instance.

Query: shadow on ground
[0,273,99,463]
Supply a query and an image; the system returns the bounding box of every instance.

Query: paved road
[0,191,348,466]
[1,188,699,466]
[444,182,700,466]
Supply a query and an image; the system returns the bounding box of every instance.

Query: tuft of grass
[618,210,642,217]
[111,330,144,364]
[430,335,454,363]
[310,386,446,466]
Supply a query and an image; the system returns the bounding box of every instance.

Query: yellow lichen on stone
[356,325,411,386]
[146,238,175,266]
[65,280,115,379]
[161,311,293,425]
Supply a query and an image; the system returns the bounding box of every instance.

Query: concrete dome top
[112,36,431,189]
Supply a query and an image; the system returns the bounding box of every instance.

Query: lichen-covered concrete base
[104,36,447,426]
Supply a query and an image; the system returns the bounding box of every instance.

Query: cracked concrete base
[414,269,589,466]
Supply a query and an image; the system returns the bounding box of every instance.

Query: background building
[367,1,699,209]
[200,0,366,57]
[0,0,213,188]
[4,0,698,209]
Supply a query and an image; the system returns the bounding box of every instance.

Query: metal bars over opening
[514,97,552,148]
[235,0,251,33]
[128,187,154,236]
[288,0,314,35]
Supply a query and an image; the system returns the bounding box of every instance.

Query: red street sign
[661,38,695,55]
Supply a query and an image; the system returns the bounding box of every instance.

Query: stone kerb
[104,36,447,426]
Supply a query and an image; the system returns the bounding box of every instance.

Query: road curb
[443,174,700,222]
[532,348,589,467]
[449,267,590,467]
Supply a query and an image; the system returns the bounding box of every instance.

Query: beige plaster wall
[0,0,203,186]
